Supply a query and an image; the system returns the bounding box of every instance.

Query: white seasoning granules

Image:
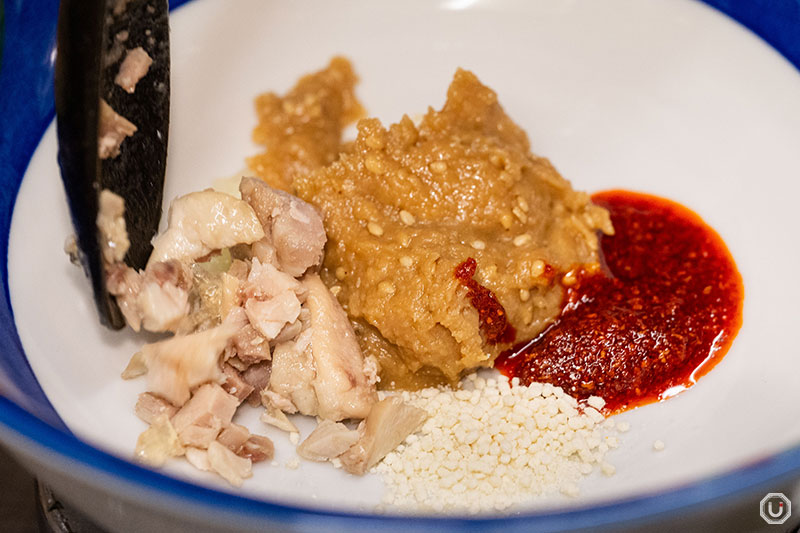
[373,374,623,514]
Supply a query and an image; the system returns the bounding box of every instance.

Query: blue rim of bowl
[0,0,799,530]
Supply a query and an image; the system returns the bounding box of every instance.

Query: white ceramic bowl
[2,1,800,531]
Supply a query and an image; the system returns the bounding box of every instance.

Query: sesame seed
[531,259,546,277]
[335,267,346,280]
[517,196,529,212]
[365,153,386,174]
[378,281,396,295]
[519,289,530,302]
[512,206,528,223]
[653,440,665,451]
[500,213,514,229]
[601,462,616,476]
[399,210,416,225]
[471,240,486,250]
[365,133,385,150]
[400,256,413,268]
[368,221,384,236]
[562,271,577,286]
[513,234,532,247]
[430,161,448,174]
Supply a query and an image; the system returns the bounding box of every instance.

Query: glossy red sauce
[455,257,516,344]
[495,190,743,413]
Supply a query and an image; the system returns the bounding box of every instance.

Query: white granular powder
[373,374,622,513]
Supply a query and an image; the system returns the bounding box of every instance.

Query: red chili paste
[455,257,516,345]
[495,190,743,413]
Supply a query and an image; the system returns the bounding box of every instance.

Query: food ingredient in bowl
[496,190,744,412]
[248,57,363,192]
[101,177,421,486]
[114,47,153,94]
[97,98,137,159]
[288,67,612,389]
[374,373,621,513]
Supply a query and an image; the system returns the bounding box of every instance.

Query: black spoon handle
[55,0,169,329]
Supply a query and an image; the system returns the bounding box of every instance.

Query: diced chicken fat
[207,441,252,487]
[114,47,153,93]
[97,189,130,264]
[297,420,360,462]
[339,397,427,475]
[245,292,301,340]
[98,99,137,159]
[142,323,237,406]
[134,414,184,467]
[148,190,265,266]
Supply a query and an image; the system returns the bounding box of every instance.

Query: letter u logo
[768,501,784,518]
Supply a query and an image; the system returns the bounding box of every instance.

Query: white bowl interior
[9,0,800,515]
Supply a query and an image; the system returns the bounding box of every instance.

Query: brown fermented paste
[251,61,612,389]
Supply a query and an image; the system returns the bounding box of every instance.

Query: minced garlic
[373,374,622,513]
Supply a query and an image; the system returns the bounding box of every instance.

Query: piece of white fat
[148,190,265,266]
[96,189,130,263]
[297,419,360,462]
[134,414,184,467]
[142,322,238,406]
[114,47,153,93]
[245,292,301,340]
[98,99,137,159]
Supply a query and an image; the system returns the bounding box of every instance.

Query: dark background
[0,444,38,532]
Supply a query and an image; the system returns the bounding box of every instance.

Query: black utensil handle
[55,0,124,329]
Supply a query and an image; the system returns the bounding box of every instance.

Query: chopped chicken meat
[240,177,326,277]
[134,392,177,425]
[259,393,299,433]
[106,263,144,330]
[98,99,137,159]
[267,329,318,415]
[121,351,147,379]
[339,397,427,475]
[217,423,251,453]
[221,364,255,403]
[243,258,303,301]
[148,190,265,266]
[207,441,253,487]
[245,292,301,340]
[114,47,153,93]
[303,273,377,420]
[106,259,192,333]
[134,414,184,467]
[184,447,211,472]
[142,323,237,406]
[171,383,239,448]
[239,435,275,463]
[97,190,130,264]
[297,420,360,462]
[241,361,271,406]
[231,324,271,366]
